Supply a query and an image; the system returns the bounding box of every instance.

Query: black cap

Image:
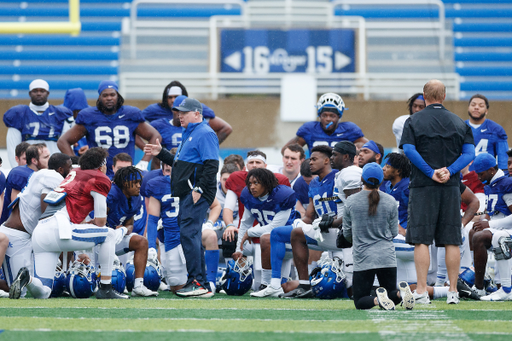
[333,141,356,156]
[174,97,203,115]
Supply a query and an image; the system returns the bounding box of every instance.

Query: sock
[27,277,52,299]
[134,277,143,288]
[299,280,310,286]
[209,281,216,292]
[270,278,281,290]
[261,269,272,286]
[100,279,111,285]
[502,286,511,293]
[270,226,293,280]
[496,259,512,289]
[204,250,220,284]
[433,286,449,299]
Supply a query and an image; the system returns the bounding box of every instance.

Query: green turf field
[1,293,512,340]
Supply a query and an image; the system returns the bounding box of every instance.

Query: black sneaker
[175,279,208,297]
[9,267,30,299]
[279,285,311,298]
[96,283,130,299]
[457,278,481,300]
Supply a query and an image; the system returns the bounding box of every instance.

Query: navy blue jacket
[157,120,219,205]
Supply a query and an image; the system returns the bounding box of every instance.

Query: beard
[468,110,486,121]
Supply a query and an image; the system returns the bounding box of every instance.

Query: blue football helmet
[67,260,96,299]
[220,257,253,296]
[111,256,127,293]
[310,257,348,299]
[125,261,135,292]
[459,267,475,287]
[50,264,68,298]
[144,259,162,292]
[316,93,346,117]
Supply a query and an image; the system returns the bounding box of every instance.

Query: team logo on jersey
[189,137,193,141]
[481,129,487,132]
[119,114,125,118]
[49,112,55,116]
[108,85,114,88]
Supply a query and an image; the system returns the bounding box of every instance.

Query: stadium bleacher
[0,0,511,100]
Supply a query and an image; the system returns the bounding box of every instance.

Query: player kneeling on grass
[471,153,512,301]
[342,163,414,310]
[104,166,158,297]
[9,147,128,299]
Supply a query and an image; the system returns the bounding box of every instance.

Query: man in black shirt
[400,79,474,305]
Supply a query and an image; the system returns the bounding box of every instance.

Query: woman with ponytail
[343,163,415,310]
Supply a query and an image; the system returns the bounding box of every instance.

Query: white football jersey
[19,169,64,235]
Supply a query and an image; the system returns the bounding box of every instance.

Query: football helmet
[144,259,162,292]
[459,267,475,287]
[310,257,348,299]
[220,257,253,296]
[67,260,96,299]
[125,261,136,292]
[50,264,68,298]
[316,93,346,117]
[111,256,127,293]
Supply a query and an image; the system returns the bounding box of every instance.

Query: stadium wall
[0,99,510,149]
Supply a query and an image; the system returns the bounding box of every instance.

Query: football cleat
[376,287,395,310]
[132,284,159,297]
[472,285,486,297]
[398,281,415,310]
[250,285,283,298]
[480,288,512,301]
[175,280,209,297]
[457,278,480,300]
[447,291,460,304]
[96,283,130,299]
[279,285,312,299]
[412,290,431,304]
[9,267,30,299]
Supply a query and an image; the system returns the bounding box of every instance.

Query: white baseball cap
[340,166,363,190]
[168,86,182,96]
[29,79,49,91]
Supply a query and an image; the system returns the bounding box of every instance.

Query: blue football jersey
[140,169,163,198]
[132,200,147,236]
[75,105,144,178]
[308,170,338,217]
[106,183,143,230]
[240,185,297,226]
[150,118,182,150]
[292,176,310,206]
[142,102,216,122]
[382,177,410,228]
[466,119,508,169]
[0,166,34,224]
[146,175,181,251]
[485,175,512,217]
[3,105,72,141]
[296,121,364,151]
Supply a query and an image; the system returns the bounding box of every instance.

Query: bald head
[423,79,446,104]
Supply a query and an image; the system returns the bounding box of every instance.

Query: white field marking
[10,329,371,335]
[3,306,341,312]
[5,316,345,322]
[368,309,469,340]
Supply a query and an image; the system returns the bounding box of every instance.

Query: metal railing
[119,72,460,100]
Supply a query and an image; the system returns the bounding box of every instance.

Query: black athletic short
[406,185,462,246]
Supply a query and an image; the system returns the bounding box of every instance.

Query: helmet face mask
[316,93,346,118]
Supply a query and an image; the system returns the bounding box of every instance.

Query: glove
[135,160,148,171]
[202,220,215,231]
[318,213,335,233]
[292,218,305,229]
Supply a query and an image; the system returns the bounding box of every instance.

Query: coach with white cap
[3,79,73,167]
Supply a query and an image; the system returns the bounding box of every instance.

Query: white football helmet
[316,93,346,117]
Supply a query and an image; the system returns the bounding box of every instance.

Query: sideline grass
[1,295,512,340]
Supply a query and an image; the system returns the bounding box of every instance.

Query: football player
[0,153,71,295]
[234,168,297,294]
[0,144,50,224]
[358,140,384,167]
[10,147,128,299]
[61,88,89,156]
[279,144,305,186]
[3,79,73,168]
[466,94,508,172]
[282,93,367,154]
[57,81,160,178]
[392,93,426,149]
[471,153,512,301]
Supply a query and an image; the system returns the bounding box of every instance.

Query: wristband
[226,223,236,228]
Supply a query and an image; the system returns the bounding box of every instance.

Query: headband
[247,155,266,163]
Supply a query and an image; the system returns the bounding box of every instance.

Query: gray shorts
[406,185,462,246]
